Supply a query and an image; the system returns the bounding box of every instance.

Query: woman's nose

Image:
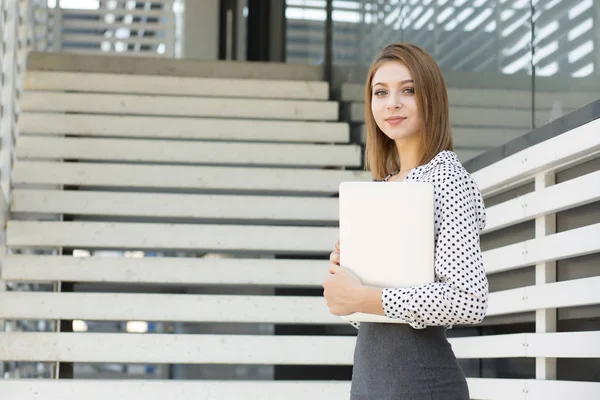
[386,97,402,109]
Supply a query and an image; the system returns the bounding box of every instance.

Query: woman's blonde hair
[364,43,453,180]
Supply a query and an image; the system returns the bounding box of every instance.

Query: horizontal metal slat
[62,33,166,46]
[60,8,169,18]
[61,20,168,32]
[487,277,600,317]
[484,170,600,233]
[483,223,600,274]
[472,117,600,196]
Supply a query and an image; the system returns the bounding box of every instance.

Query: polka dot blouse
[351,150,489,330]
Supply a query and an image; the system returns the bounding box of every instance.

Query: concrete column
[269,0,286,62]
[247,0,285,62]
[182,0,219,60]
[236,0,246,61]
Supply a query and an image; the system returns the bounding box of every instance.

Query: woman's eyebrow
[372,79,414,88]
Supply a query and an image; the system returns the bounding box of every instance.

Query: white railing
[471,114,600,391]
[0,0,33,203]
[48,0,177,57]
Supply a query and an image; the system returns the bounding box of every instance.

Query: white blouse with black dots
[349,150,489,330]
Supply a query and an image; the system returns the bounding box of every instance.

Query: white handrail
[472,117,600,196]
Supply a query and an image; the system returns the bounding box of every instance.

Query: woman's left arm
[375,172,489,329]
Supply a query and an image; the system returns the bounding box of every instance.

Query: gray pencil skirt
[350,322,470,400]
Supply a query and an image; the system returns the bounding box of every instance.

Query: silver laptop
[338,181,435,323]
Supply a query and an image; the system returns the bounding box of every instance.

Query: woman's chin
[381,130,419,141]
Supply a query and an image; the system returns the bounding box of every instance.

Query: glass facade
[285,0,600,161]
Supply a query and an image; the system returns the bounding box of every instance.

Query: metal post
[235,0,246,61]
[52,0,62,52]
[530,0,536,130]
[324,0,333,97]
[596,0,600,80]
[165,0,176,57]
[535,172,557,380]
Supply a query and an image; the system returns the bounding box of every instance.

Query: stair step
[0,332,355,364]
[6,221,337,253]
[21,92,339,121]
[13,161,371,193]
[2,378,597,400]
[18,113,350,143]
[25,71,329,100]
[1,255,325,286]
[3,331,590,363]
[27,51,324,81]
[11,190,339,222]
[0,292,339,325]
[0,380,352,399]
[17,137,361,167]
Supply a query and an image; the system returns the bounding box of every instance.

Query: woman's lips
[386,116,406,126]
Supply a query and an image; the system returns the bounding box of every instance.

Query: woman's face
[370,61,420,143]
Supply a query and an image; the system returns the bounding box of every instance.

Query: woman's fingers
[329,263,341,275]
[329,250,340,265]
[329,240,341,266]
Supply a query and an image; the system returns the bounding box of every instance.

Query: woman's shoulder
[424,153,486,229]
[421,151,477,188]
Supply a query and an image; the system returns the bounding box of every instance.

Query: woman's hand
[323,240,386,317]
[323,240,365,316]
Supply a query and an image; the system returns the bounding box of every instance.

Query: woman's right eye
[374,90,387,96]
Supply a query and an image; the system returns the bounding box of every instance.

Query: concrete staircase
[1,52,371,397]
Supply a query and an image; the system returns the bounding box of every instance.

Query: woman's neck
[395,138,421,173]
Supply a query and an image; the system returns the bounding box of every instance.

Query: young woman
[322,43,489,399]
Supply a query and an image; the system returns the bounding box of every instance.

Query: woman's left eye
[403,88,415,94]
